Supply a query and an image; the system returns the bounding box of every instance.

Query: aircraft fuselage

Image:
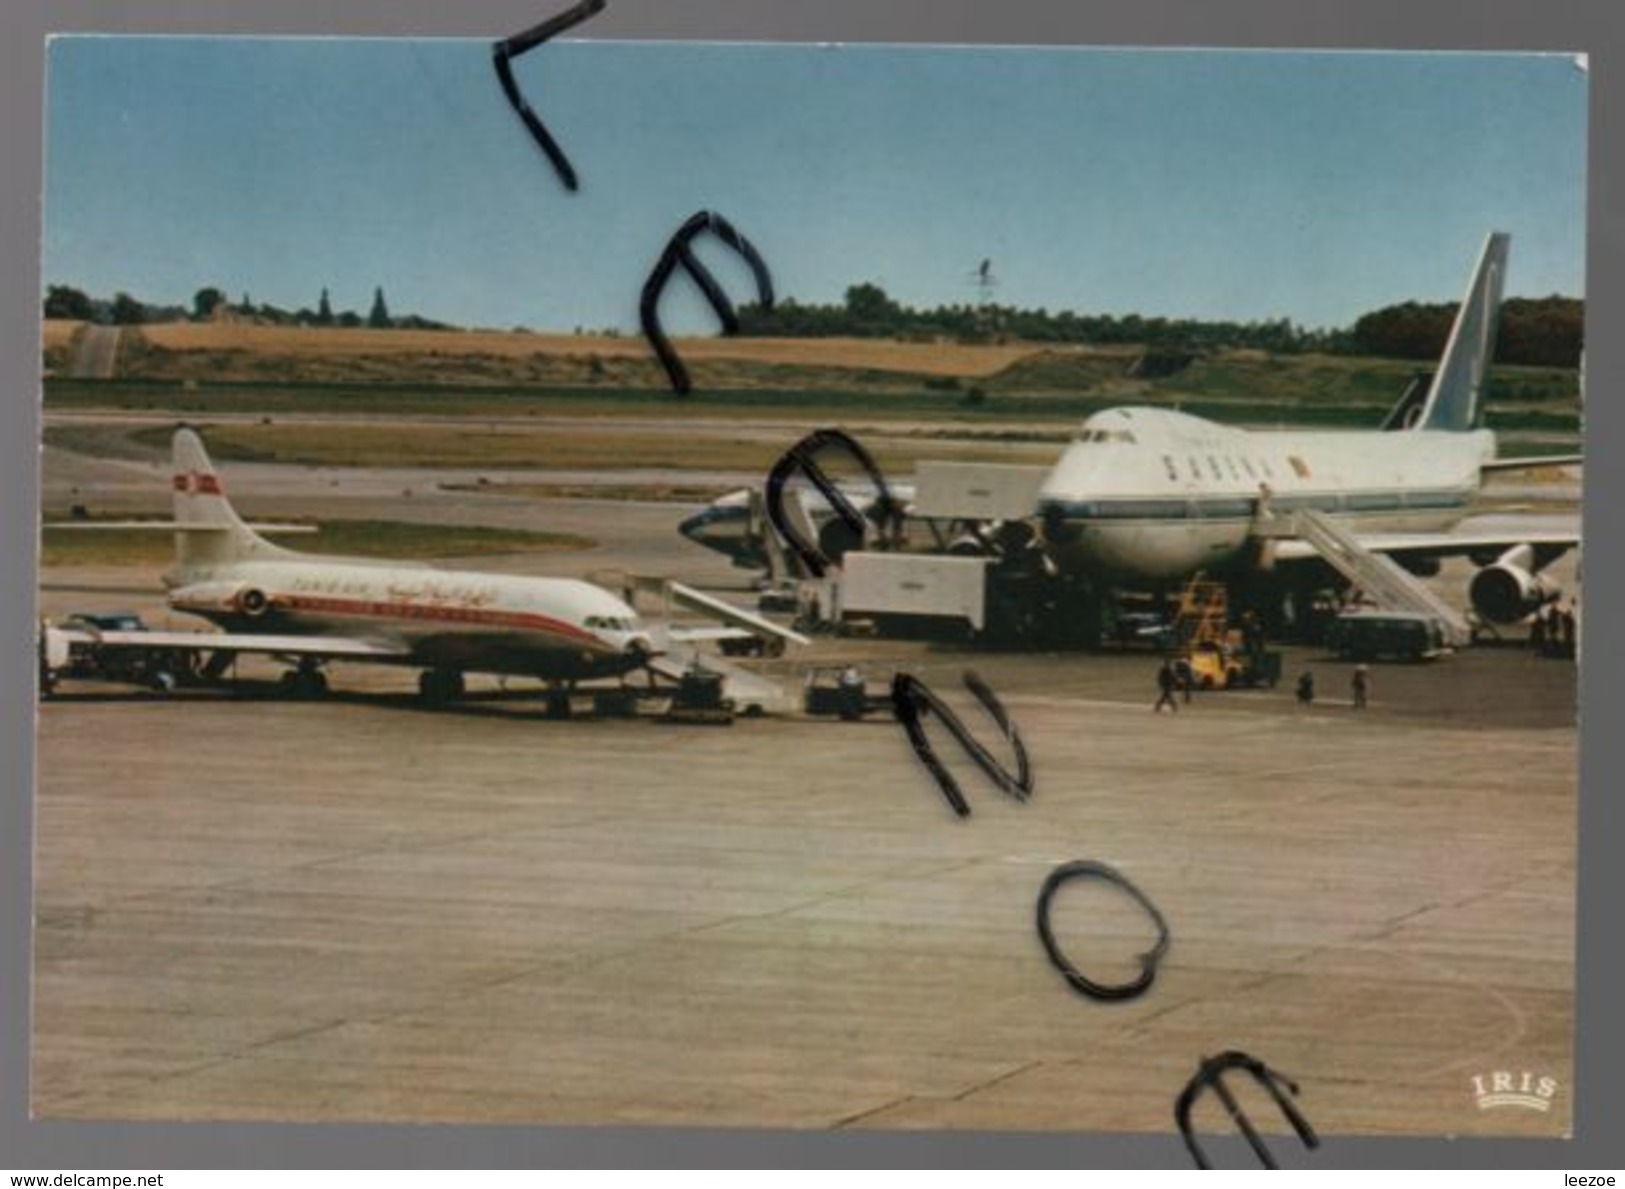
[1036,406,1495,582]
[168,558,651,681]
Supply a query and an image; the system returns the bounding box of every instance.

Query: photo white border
[4,0,1617,1169]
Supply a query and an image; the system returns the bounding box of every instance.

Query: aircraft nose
[679,503,750,546]
[678,507,718,543]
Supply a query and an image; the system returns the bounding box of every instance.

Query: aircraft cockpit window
[1207,455,1223,480]
[1242,458,1257,478]
[1162,454,1179,481]
[1188,456,1201,479]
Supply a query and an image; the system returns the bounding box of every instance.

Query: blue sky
[43,38,1588,333]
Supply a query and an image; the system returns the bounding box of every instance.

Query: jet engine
[167,581,273,618]
[236,587,272,617]
[1468,544,1560,624]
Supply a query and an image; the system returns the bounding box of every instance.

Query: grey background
[3,0,1617,1170]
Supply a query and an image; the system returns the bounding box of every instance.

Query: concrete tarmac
[33,605,1577,1137]
[31,439,1580,1139]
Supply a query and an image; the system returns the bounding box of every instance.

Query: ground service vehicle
[1325,610,1448,662]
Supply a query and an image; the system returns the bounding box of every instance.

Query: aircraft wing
[1272,525,1579,565]
[1480,455,1582,474]
[664,624,756,645]
[49,625,410,659]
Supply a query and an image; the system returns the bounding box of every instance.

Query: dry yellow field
[42,319,82,350]
[133,322,1094,379]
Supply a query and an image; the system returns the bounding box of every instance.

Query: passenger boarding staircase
[1275,509,1472,646]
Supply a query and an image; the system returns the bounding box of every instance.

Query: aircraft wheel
[284,667,329,699]
[418,669,464,706]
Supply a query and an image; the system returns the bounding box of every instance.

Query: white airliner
[1034,232,1579,623]
[682,232,1579,627]
[43,428,803,705]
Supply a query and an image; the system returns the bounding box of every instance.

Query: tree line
[735,282,1582,368]
[1349,296,1582,368]
[42,284,450,332]
[43,279,1582,367]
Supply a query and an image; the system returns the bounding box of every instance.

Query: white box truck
[838,552,990,634]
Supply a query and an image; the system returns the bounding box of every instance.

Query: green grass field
[43,346,1580,432]
[39,519,595,567]
[44,421,1065,473]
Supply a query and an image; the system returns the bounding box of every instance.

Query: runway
[31,436,1580,1139]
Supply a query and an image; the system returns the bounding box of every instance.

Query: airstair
[1276,509,1472,646]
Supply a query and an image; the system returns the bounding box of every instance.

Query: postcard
[35,33,1585,1149]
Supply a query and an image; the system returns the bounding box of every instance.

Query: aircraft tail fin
[1416,232,1509,431]
[170,428,290,575]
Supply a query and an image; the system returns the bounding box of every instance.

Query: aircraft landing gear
[545,687,574,720]
[418,668,466,706]
[281,661,329,699]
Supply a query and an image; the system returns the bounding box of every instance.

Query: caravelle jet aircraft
[681,232,1579,633]
[42,428,804,710]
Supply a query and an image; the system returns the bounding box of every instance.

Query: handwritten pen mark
[640,210,775,395]
[1174,1050,1320,1169]
[764,427,898,578]
[891,670,1033,818]
[1035,859,1170,1001]
[492,0,606,190]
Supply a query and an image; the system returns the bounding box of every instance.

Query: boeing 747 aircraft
[1034,232,1578,625]
[682,232,1579,633]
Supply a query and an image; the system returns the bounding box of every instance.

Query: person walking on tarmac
[1155,658,1180,713]
[1351,664,1370,709]
[1295,670,1315,708]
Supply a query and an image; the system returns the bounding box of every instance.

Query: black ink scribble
[891,670,1032,818]
[1034,859,1170,1001]
[493,0,606,190]
[1175,1050,1320,1169]
[764,427,896,577]
[640,210,774,394]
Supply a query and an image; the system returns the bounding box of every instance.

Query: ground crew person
[1155,658,1180,713]
[1352,664,1370,709]
[1295,670,1315,707]
[1175,656,1194,703]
